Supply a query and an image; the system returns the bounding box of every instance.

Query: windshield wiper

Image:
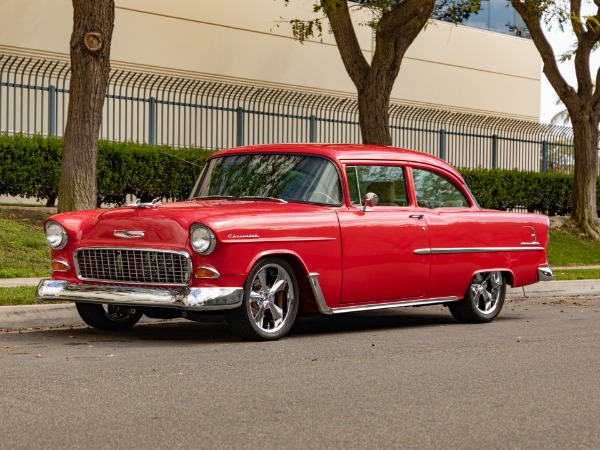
[239,196,287,204]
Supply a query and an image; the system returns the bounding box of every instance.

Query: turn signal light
[195,266,220,279]
[51,260,70,272]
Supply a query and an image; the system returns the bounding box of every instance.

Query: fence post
[236,107,244,147]
[309,115,317,143]
[439,128,446,160]
[491,134,498,169]
[48,85,56,137]
[541,140,548,173]
[148,96,156,145]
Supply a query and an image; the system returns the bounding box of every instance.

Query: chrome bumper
[538,266,554,282]
[36,279,243,310]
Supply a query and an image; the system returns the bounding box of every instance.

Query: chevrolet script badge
[114,230,145,239]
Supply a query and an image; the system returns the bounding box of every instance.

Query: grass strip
[0,286,38,306]
[552,269,600,281]
[0,211,51,279]
[548,230,600,267]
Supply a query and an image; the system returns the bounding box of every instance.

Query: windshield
[193,154,342,205]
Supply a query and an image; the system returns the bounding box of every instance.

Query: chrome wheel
[249,263,294,333]
[470,271,502,315]
[226,258,299,340]
[449,271,506,323]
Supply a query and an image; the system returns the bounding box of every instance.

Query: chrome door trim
[414,246,544,255]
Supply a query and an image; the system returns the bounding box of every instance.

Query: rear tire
[449,271,506,323]
[226,257,299,341]
[75,303,142,331]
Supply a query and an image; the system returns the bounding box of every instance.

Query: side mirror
[362,192,378,212]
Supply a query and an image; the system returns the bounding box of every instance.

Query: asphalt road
[1,296,599,450]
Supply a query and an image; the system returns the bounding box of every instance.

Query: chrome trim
[51,259,71,272]
[520,242,540,246]
[114,230,145,239]
[330,297,460,314]
[195,266,220,279]
[225,237,336,244]
[308,273,333,315]
[307,273,459,315]
[190,223,217,255]
[36,279,243,310]
[73,247,192,287]
[45,220,68,250]
[538,266,554,282]
[414,249,432,255]
[127,198,161,208]
[414,246,544,255]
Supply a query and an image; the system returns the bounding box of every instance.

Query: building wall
[0,0,540,121]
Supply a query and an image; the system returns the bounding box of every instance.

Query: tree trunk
[571,116,600,239]
[357,79,392,146]
[58,0,114,212]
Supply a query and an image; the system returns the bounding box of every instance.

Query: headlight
[45,221,68,250]
[190,224,216,255]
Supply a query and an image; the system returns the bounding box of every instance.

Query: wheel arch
[246,251,318,313]
[469,268,514,287]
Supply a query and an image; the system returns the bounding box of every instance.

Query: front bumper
[36,279,243,310]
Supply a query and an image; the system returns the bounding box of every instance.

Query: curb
[506,280,599,298]
[0,304,84,331]
[0,279,598,332]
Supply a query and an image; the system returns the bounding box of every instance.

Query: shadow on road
[26,305,473,344]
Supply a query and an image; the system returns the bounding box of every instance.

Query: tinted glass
[412,168,469,209]
[195,154,342,205]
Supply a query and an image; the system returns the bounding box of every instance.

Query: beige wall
[0,0,540,121]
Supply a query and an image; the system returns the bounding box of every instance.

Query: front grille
[75,248,191,286]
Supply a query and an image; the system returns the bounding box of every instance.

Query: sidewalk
[0,277,598,331]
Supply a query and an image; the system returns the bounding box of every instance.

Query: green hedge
[1,133,598,215]
[0,134,62,205]
[0,134,212,206]
[461,169,582,216]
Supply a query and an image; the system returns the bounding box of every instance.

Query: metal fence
[0,53,588,173]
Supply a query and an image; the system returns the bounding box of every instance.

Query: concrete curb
[0,304,84,331]
[0,279,598,331]
[506,280,599,298]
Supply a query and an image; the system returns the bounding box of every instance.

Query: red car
[37,144,553,340]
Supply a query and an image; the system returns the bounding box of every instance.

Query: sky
[538,4,600,125]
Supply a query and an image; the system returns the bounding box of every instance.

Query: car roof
[213,143,464,182]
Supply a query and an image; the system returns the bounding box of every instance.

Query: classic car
[37,144,554,340]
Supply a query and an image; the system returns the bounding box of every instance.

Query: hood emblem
[127,199,161,209]
[114,230,145,239]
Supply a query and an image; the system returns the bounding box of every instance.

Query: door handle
[409,214,424,219]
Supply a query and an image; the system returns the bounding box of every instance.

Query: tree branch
[370,0,435,89]
[321,0,370,91]
[511,0,577,110]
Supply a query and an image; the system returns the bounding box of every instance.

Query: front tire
[449,271,506,323]
[75,303,142,331]
[226,258,299,341]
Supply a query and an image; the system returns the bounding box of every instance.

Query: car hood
[62,200,330,249]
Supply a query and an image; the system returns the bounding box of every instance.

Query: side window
[346,165,408,207]
[412,168,469,209]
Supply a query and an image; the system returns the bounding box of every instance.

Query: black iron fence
[0,53,591,173]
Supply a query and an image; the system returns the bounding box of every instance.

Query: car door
[337,164,430,304]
